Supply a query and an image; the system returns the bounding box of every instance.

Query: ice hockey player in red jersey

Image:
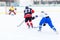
[24,6,34,28]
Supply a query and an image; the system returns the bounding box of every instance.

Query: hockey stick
[17,15,38,27]
[17,20,25,27]
[33,27,39,28]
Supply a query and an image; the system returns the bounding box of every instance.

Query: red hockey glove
[31,10,34,13]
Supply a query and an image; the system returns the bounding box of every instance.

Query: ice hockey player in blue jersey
[38,11,57,32]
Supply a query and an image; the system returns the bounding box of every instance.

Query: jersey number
[25,9,30,13]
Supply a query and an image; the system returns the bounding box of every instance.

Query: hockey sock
[39,25,42,31]
[26,23,30,28]
[30,22,33,28]
[52,27,56,32]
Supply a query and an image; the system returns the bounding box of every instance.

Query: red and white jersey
[24,8,34,18]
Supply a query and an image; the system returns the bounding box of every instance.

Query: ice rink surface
[0,7,60,40]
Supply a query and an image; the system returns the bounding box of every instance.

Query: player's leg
[29,17,33,28]
[25,18,30,28]
[47,18,57,32]
[9,11,11,15]
[13,10,16,15]
[38,17,45,31]
[48,22,56,32]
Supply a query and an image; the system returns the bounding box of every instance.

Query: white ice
[0,7,60,40]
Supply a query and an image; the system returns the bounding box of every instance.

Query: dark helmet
[41,11,48,15]
[41,11,44,13]
[25,6,29,9]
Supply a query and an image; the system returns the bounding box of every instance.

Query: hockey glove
[43,23,46,26]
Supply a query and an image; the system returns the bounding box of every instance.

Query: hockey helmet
[25,6,29,9]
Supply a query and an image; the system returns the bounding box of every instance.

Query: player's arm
[30,8,34,13]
